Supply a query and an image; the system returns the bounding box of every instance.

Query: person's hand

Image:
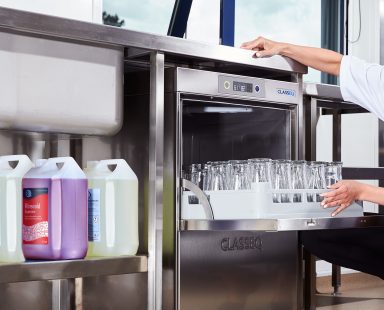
[320,180,364,216]
[240,36,286,58]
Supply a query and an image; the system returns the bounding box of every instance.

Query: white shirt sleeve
[340,55,384,121]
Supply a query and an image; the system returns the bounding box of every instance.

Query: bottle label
[22,188,49,245]
[88,188,101,242]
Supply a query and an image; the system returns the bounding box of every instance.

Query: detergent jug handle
[46,157,77,170]
[0,155,33,172]
[97,159,128,172]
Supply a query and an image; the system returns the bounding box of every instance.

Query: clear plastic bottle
[0,155,33,262]
[84,159,139,257]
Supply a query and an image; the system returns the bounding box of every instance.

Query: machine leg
[304,250,316,310]
[332,264,341,295]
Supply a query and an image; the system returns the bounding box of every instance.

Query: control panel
[218,75,266,98]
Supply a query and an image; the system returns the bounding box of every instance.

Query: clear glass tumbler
[210,162,227,191]
[190,163,202,187]
[307,161,326,202]
[201,164,209,191]
[291,160,307,202]
[325,161,343,187]
[248,158,272,184]
[271,159,292,203]
[203,162,214,191]
[232,160,250,190]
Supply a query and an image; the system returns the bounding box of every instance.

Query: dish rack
[181,180,363,220]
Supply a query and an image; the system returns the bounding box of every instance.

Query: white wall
[0,0,103,23]
[348,0,380,63]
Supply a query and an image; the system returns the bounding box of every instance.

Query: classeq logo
[277,88,296,97]
[221,236,262,252]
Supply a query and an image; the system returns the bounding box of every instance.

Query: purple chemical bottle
[22,157,88,260]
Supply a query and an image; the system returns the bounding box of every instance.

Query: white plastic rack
[181,183,364,220]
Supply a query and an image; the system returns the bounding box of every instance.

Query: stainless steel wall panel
[0,281,53,310]
[83,273,147,310]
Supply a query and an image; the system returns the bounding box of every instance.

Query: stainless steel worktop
[304,82,343,100]
[0,6,307,74]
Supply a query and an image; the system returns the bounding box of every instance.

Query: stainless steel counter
[0,6,307,74]
[304,82,343,100]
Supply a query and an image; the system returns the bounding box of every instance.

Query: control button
[224,81,231,90]
[255,85,260,92]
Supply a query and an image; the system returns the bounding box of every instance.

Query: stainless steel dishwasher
[168,68,302,310]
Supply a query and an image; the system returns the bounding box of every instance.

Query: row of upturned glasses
[183,159,342,203]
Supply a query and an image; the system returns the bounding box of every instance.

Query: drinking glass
[307,161,326,202]
[248,158,272,184]
[190,164,202,187]
[271,159,292,203]
[203,162,214,191]
[232,160,250,190]
[210,161,227,191]
[201,165,209,191]
[291,160,307,202]
[325,161,343,187]
[223,161,235,190]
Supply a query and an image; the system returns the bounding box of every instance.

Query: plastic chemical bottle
[84,159,138,257]
[22,157,88,260]
[0,155,33,262]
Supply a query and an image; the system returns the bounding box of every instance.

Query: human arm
[242,36,384,120]
[321,180,384,216]
[240,36,343,76]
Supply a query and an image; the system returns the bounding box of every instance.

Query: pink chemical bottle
[22,157,88,260]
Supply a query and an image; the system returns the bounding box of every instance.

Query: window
[235,0,322,83]
[103,0,175,34]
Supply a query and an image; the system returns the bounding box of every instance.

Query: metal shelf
[0,255,147,284]
[180,215,384,232]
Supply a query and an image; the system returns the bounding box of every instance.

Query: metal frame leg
[331,111,342,295]
[52,279,75,310]
[303,97,319,310]
[147,51,165,310]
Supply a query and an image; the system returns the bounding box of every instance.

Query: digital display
[233,81,253,93]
